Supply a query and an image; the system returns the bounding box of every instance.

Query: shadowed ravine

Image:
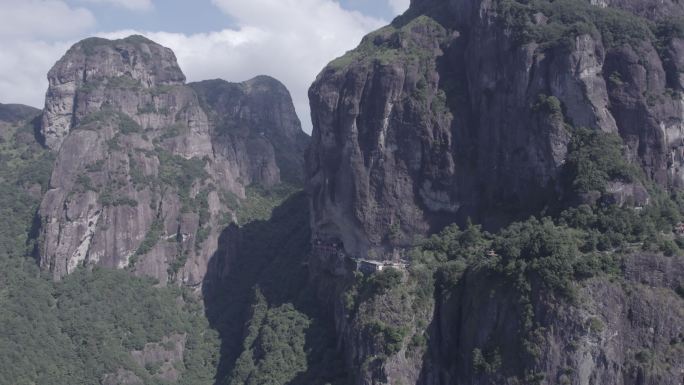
[201,192,346,385]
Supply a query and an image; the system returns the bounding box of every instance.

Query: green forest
[0,114,339,385]
[0,115,221,384]
[337,126,684,381]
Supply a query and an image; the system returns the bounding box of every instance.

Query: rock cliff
[37,35,308,284]
[307,248,684,385]
[307,0,684,258]
[190,77,310,185]
[41,36,186,151]
[419,253,684,385]
[7,1,682,384]
[306,0,684,384]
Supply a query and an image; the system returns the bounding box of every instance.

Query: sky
[0,0,411,132]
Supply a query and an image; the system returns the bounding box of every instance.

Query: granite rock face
[307,0,684,259]
[306,0,684,384]
[37,35,308,284]
[308,251,684,385]
[101,369,143,385]
[190,76,310,185]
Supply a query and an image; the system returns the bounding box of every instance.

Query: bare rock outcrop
[102,369,143,385]
[190,76,310,185]
[305,1,684,384]
[307,0,684,258]
[37,36,308,284]
[420,254,684,385]
[41,36,186,151]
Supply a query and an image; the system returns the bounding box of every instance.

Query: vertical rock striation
[37,35,308,284]
[307,0,684,258]
[306,0,684,384]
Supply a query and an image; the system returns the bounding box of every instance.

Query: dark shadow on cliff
[201,191,346,385]
[415,266,561,385]
[408,17,567,236]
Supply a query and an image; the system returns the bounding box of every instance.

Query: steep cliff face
[422,254,684,385]
[306,0,684,384]
[37,35,308,283]
[308,221,684,385]
[307,0,684,258]
[190,76,310,185]
[41,36,186,151]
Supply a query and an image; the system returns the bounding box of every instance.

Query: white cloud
[0,0,93,108]
[0,0,95,39]
[200,0,384,132]
[387,0,410,14]
[79,0,153,11]
[0,0,386,133]
[0,39,72,108]
[103,0,385,132]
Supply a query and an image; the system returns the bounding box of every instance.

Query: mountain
[1,2,683,385]
[307,0,684,257]
[305,0,684,384]
[190,77,310,185]
[0,36,312,385]
[36,35,308,284]
[0,102,222,385]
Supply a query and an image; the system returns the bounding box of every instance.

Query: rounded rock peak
[191,76,291,99]
[54,34,186,87]
[243,75,289,93]
[41,35,187,150]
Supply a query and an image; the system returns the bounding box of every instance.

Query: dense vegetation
[0,260,219,385]
[236,183,300,225]
[328,15,447,69]
[563,127,637,193]
[229,290,310,385]
[496,0,654,49]
[0,114,220,385]
[339,125,684,378]
[203,192,347,385]
[0,116,54,258]
[401,188,684,379]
